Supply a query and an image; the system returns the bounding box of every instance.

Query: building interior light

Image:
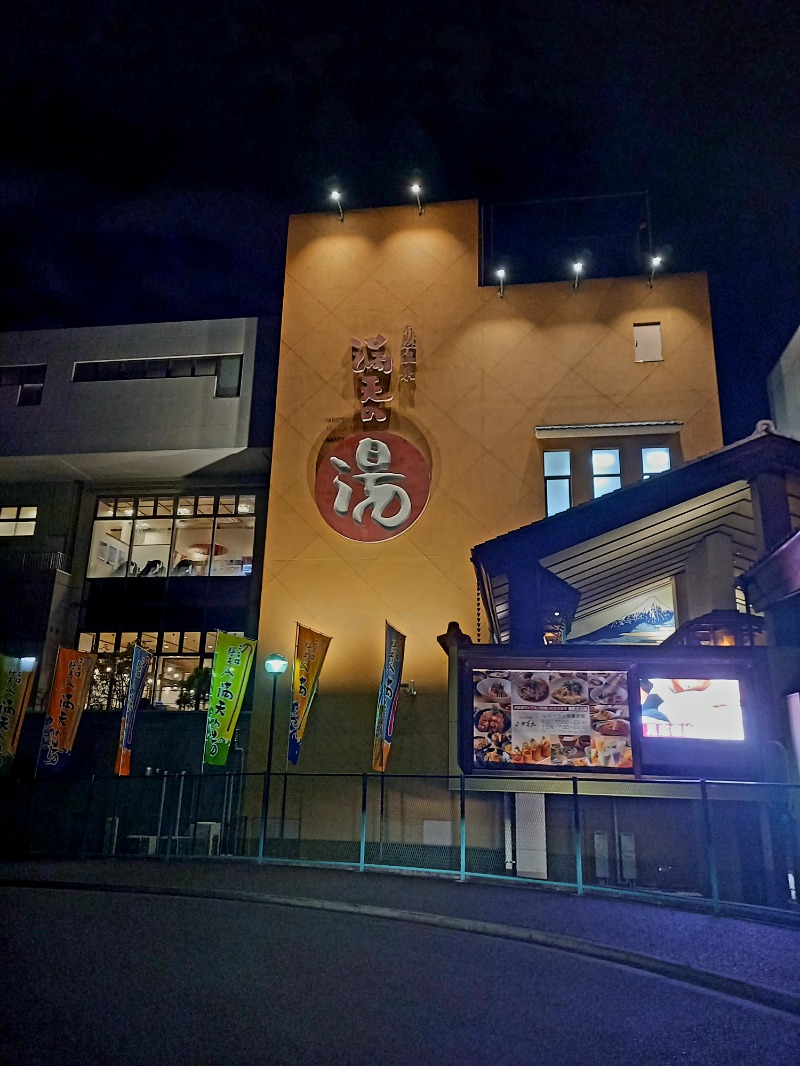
[330,190,344,222]
[410,183,424,215]
[496,268,506,299]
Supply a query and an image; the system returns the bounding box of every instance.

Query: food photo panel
[472,669,633,772]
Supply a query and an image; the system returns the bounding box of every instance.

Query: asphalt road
[2,886,799,1066]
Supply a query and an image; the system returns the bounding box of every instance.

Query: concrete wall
[0,318,257,470]
[768,324,800,438]
[253,199,723,776]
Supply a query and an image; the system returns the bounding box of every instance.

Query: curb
[3,876,800,1018]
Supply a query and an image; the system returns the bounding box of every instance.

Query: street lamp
[264,653,289,780]
[259,651,289,862]
[572,261,583,291]
[330,189,344,222]
[496,268,506,299]
[410,182,424,215]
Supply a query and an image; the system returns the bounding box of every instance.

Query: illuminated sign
[315,432,430,542]
[471,668,633,773]
[640,678,745,740]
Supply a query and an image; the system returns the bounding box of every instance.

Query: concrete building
[0,317,275,738]
[252,198,723,777]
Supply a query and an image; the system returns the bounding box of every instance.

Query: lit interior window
[642,447,671,478]
[592,449,621,498]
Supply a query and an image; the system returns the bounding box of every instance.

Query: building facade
[252,198,723,777]
[0,317,275,770]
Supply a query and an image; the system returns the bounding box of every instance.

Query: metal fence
[1,772,799,923]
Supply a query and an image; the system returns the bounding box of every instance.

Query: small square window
[0,506,17,520]
[544,451,571,477]
[137,498,155,516]
[18,383,43,406]
[19,506,37,520]
[215,355,242,398]
[156,497,175,516]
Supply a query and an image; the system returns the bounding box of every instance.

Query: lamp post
[258,652,289,862]
[410,182,424,215]
[648,254,662,288]
[330,190,344,222]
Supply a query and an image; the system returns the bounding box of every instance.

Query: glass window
[592,449,621,498]
[0,505,37,536]
[543,451,571,517]
[182,632,201,654]
[162,631,180,653]
[211,515,255,575]
[18,384,43,406]
[97,498,115,518]
[156,497,174,516]
[546,479,571,516]
[141,632,159,652]
[116,498,135,518]
[237,495,255,515]
[87,519,133,577]
[98,632,116,653]
[120,633,138,652]
[218,495,236,515]
[137,497,155,516]
[130,517,173,577]
[197,496,215,515]
[177,496,195,516]
[153,656,202,710]
[193,357,217,377]
[205,632,217,653]
[215,355,242,398]
[171,516,214,576]
[642,447,671,478]
[78,633,95,652]
[543,451,571,478]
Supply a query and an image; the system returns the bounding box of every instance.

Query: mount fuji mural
[568,586,676,645]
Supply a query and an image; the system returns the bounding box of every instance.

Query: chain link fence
[1,772,799,922]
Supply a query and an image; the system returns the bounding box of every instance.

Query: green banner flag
[204,633,257,766]
[0,653,37,775]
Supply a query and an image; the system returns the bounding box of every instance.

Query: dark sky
[1,0,798,441]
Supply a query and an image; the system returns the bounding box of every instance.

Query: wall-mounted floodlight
[330,190,344,222]
[496,268,506,298]
[410,183,424,215]
[648,254,662,288]
[572,262,583,291]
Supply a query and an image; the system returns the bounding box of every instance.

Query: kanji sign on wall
[315,432,431,542]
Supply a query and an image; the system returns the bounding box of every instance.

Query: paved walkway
[3,856,799,1007]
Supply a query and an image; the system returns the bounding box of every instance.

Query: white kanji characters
[329,438,412,530]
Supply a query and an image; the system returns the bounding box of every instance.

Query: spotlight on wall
[572,261,583,290]
[496,268,506,299]
[330,189,344,222]
[648,254,663,288]
[410,182,424,215]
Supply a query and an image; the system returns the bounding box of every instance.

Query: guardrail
[1,772,798,924]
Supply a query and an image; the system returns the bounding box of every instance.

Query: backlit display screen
[640,678,744,741]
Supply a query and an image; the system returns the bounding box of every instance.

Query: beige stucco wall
[252,199,723,776]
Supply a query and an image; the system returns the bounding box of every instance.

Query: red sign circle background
[315,431,431,542]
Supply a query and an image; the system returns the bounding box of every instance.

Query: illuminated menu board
[472,669,633,773]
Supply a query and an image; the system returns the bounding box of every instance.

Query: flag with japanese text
[287,625,331,765]
[38,648,97,775]
[114,644,153,775]
[372,622,405,772]
[0,653,37,775]
[204,633,257,766]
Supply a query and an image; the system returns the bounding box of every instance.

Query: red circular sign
[315,431,431,542]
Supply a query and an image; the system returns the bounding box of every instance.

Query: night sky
[2,1,798,441]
